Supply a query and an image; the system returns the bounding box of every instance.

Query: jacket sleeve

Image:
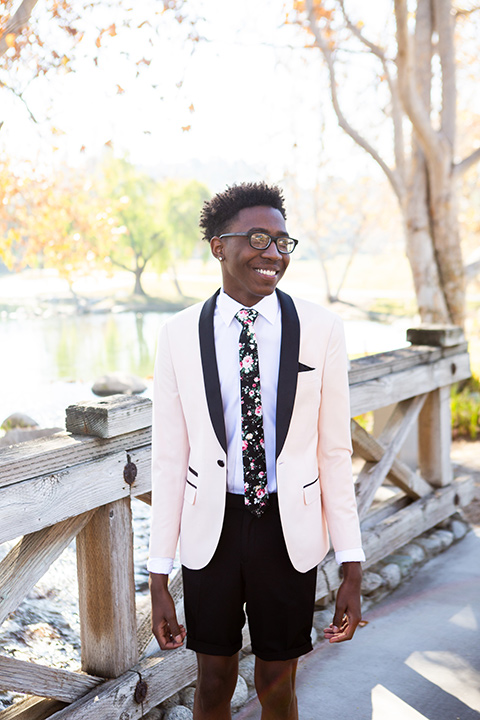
[149,321,190,562]
[317,316,363,554]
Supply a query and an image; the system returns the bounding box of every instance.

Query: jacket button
[217,460,225,467]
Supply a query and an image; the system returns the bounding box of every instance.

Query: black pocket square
[298,362,315,372]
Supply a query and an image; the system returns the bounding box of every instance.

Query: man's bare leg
[193,652,239,720]
[255,657,299,720]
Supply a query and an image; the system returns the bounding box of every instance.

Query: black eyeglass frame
[218,231,298,255]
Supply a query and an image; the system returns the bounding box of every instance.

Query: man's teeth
[256,269,276,276]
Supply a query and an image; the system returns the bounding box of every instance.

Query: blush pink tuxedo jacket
[149,289,362,573]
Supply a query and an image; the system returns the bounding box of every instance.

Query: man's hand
[324,561,362,644]
[150,573,186,650]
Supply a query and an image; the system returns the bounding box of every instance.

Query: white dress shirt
[148,289,364,574]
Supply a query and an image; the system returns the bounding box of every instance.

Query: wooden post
[407,325,467,488]
[76,497,139,678]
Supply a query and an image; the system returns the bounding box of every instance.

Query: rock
[180,687,195,711]
[379,563,402,590]
[401,543,426,564]
[164,707,192,720]
[310,626,318,646]
[450,519,468,540]
[161,692,182,711]
[144,708,164,719]
[361,571,384,596]
[231,675,249,710]
[0,427,63,448]
[416,534,444,557]
[385,554,415,577]
[431,529,454,550]
[91,372,147,397]
[239,654,256,689]
[1,412,39,430]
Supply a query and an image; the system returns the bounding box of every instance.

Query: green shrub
[451,375,480,440]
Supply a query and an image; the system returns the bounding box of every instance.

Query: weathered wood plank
[0,655,102,703]
[355,395,427,518]
[350,351,470,416]
[418,387,452,487]
[65,396,152,439]
[0,428,152,490]
[0,698,66,720]
[351,420,431,499]
[348,342,468,386]
[76,498,138,678]
[0,452,129,544]
[406,325,465,348]
[0,511,95,625]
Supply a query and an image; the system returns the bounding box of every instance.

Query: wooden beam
[76,498,138,678]
[406,325,465,347]
[351,420,431,499]
[0,656,102,703]
[0,451,129,545]
[65,396,152,439]
[0,511,95,625]
[0,428,151,490]
[418,387,452,487]
[350,351,470,416]
[355,395,427,517]
[0,698,66,720]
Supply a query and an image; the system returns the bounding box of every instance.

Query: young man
[148,182,364,720]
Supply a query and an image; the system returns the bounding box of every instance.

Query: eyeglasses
[218,231,298,255]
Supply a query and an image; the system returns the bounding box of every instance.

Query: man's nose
[261,239,282,259]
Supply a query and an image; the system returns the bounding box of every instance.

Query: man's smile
[254,268,278,277]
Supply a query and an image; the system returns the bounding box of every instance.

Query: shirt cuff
[335,548,365,565]
[147,557,174,574]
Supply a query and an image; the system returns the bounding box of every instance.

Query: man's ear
[210,236,224,261]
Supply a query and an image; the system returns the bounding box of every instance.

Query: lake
[0,308,412,429]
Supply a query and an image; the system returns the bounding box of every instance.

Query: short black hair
[199,182,287,241]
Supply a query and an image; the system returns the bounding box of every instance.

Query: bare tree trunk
[133,267,146,296]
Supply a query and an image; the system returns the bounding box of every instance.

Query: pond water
[0,309,411,428]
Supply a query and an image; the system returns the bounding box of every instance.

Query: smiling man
[148,182,364,720]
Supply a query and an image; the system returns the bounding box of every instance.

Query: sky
[0,0,389,191]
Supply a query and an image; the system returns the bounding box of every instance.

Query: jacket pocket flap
[303,478,320,505]
[184,481,197,505]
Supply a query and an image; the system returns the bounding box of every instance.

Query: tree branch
[305,0,404,204]
[0,0,41,58]
[433,0,456,146]
[454,146,480,177]
[0,80,38,122]
[337,0,406,181]
[394,0,442,164]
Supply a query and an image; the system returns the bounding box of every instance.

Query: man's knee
[254,657,298,714]
[195,653,239,711]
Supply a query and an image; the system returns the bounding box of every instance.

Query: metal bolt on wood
[134,678,148,704]
[124,454,138,486]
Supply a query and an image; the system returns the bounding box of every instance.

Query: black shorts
[182,493,317,662]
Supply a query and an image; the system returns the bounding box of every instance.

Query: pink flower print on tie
[235,308,269,517]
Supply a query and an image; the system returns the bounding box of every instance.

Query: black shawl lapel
[275,289,300,458]
[199,289,227,453]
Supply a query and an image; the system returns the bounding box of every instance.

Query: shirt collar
[217,289,279,327]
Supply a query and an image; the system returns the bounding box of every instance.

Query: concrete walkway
[235,526,480,720]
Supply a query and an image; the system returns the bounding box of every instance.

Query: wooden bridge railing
[0,325,474,719]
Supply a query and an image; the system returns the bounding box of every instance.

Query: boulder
[0,427,63,448]
[1,412,39,431]
[91,372,147,397]
[231,675,248,710]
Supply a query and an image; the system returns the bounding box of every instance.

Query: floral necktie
[235,308,268,517]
